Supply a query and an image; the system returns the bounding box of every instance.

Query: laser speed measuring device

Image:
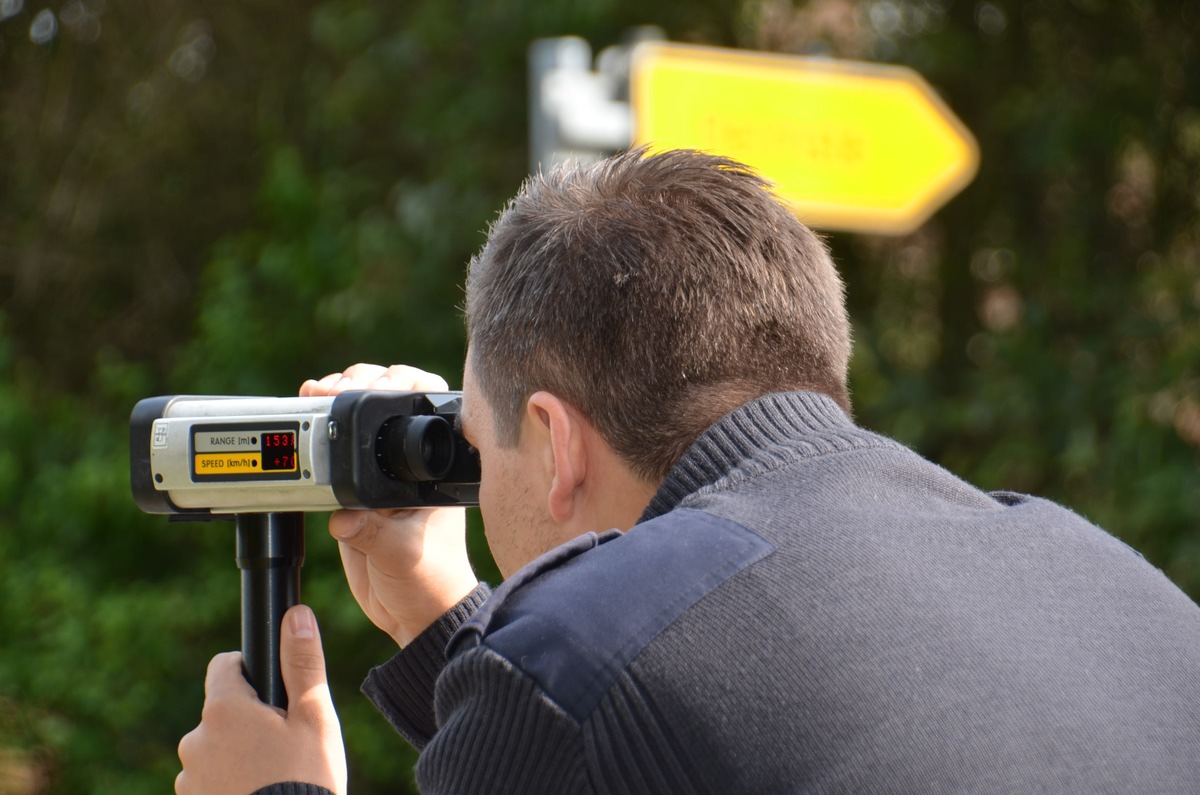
[130,391,480,516]
[129,390,480,708]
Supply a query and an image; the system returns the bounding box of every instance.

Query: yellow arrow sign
[630,42,979,235]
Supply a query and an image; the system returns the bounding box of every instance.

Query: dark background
[1,0,1198,791]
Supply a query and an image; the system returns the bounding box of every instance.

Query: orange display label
[194,452,271,474]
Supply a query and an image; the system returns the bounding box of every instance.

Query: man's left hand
[176,605,347,795]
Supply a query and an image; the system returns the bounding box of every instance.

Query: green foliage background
[1,0,1198,791]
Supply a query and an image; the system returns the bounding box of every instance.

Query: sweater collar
[640,391,863,522]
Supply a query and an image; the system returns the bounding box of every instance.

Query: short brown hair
[465,147,851,481]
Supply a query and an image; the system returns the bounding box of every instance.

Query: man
[176,149,1200,794]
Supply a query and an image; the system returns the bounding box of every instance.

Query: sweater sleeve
[414,645,591,795]
[251,784,335,795]
[361,583,492,749]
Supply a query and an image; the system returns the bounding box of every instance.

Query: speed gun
[130,390,480,516]
[129,390,480,707]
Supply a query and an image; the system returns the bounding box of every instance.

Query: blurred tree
[0,0,1197,792]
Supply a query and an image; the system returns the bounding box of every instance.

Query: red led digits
[261,431,297,471]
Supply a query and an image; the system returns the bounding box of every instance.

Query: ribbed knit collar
[640,391,884,522]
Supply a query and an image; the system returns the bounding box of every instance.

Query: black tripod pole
[235,512,305,709]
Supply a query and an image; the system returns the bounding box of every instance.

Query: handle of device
[235,512,305,709]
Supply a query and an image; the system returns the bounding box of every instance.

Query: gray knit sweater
[261,391,1200,794]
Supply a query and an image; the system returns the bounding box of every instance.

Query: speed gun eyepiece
[377,414,456,482]
[130,390,480,516]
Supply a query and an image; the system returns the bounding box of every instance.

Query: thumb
[279,605,336,724]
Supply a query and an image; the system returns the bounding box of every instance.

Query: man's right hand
[300,364,479,648]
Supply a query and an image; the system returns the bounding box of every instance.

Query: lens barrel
[377,414,456,481]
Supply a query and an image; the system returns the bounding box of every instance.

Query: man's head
[465,147,851,484]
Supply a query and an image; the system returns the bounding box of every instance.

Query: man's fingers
[299,363,450,397]
[203,651,255,701]
[279,606,337,729]
[299,373,343,397]
[379,364,449,392]
[327,506,442,554]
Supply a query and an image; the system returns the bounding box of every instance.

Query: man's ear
[525,391,586,523]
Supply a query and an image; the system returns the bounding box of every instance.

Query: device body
[130,390,480,516]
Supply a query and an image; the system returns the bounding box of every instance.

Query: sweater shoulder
[448,509,773,722]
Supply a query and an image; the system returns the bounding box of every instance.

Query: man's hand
[300,363,478,647]
[176,606,347,795]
